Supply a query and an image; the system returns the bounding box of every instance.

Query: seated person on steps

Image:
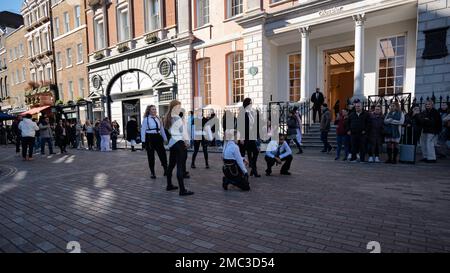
[222,129,250,191]
[265,134,293,176]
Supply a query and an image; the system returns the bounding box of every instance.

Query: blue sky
[1,0,23,14]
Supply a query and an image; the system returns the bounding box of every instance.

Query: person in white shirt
[191,109,210,169]
[222,129,250,191]
[18,114,39,161]
[141,105,168,179]
[265,134,293,176]
[163,100,194,196]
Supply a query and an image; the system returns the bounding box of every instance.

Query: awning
[20,105,51,116]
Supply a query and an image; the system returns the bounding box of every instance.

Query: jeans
[351,134,367,161]
[265,155,293,174]
[40,137,54,154]
[420,133,436,160]
[100,135,111,151]
[192,140,208,166]
[321,131,332,151]
[86,133,94,150]
[34,136,41,152]
[336,135,350,159]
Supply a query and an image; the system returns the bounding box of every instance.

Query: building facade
[85,0,192,130]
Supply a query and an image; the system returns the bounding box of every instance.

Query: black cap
[353,99,361,103]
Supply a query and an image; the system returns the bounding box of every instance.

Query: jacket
[336,116,349,136]
[287,116,298,136]
[347,110,370,135]
[99,120,112,136]
[419,108,442,134]
[39,122,53,138]
[320,109,331,132]
[126,119,139,141]
[310,92,324,107]
[368,113,384,138]
[18,118,39,137]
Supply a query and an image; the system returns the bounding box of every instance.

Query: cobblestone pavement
[0,145,449,253]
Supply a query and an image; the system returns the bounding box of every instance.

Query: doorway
[324,46,355,116]
[122,99,141,132]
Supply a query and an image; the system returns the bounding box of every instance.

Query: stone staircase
[300,123,337,149]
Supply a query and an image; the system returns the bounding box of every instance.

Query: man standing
[320,104,332,153]
[99,117,112,152]
[347,99,370,162]
[12,116,22,155]
[310,88,325,123]
[18,114,39,161]
[265,134,293,176]
[419,100,442,163]
[39,117,55,155]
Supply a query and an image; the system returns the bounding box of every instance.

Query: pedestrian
[335,109,350,161]
[310,88,325,123]
[75,121,83,149]
[419,100,442,163]
[333,100,340,120]
[126,117,139,152]
[292,106,303,153]
[141,105,168,179]
[32,118,41,153]
[191,109,210,169]
[69,121,76,148]
[55,120,69,154]
[12,116,22,155]
[222,129,250,191]
[38,117,55,155]
[111,120,120,150]
[320,103,332,153]
[237,98,261,178]
[437,102,450,158]
[287,110,302,154]
[164,100,194,196]
[404,105,422,147]
[94,120,101,150]
[84,120,95,150]
[383,102,405,164]
[265,134,293,176]
[347,99,370,163]
[99,117,112,152]
[18,114,39,161]
[368,105,384,163]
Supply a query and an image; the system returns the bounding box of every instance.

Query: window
[35,35,41,54]
[44,32,49,51]
[74,5,81,28]
[226,0,243,18]
[28,40,33,56]
[378,35,406,96]
[117,5,130,42]
[78,78,85,98]
[19,44,24,57]
[68,81,74,101]
[9,49,12,61]
[31,71,36,82]
[145,0,160,32]
[54,17,60,37]
[58,83,63,101]
[4,76,8,97]
[227,51,244,104]
[39,70,44,82]
[94,18,105,50]
[56,52,62,69]
[14,47,18,59]
[196,0,209,27]
[66,48,72,67]
[77,44,83,63]
[197,58,211,105]
[15,70,20,84]
[22,67,26,82]
[288,54,301,101]
[47,67,52,80]
[64,12,70,33]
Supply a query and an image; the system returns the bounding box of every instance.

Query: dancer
[265,134,293,176]
[222,129,250,191]
[191,109,210,169]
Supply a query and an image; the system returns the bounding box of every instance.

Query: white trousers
[296,128,302,144]
[420,133,436,160]
[101,135,111,152]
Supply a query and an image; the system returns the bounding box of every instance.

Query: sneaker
[375,157,381,163]
[349,159,358,163]
[357,154,360,160]
[347,154,352,160]
[335,157,340,161]
[179,190,194,196]
[368,157,374,163]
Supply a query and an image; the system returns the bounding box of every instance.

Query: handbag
[135,135,142,144]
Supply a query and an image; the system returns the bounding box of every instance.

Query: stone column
[352,14,366,101]
[300,27,310,102]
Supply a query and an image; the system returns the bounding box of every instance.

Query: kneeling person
[222,130,250,191]
[265,134,293,176]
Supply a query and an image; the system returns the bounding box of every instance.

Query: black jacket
[419,108,442,134]
[347,111,370,135]
[126,120,139,141]
[310,92,324,107]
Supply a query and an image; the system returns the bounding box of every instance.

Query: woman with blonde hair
[384,101,405,163]
[164,100,194,196]
[141,105,168,179]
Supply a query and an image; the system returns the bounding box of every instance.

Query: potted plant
[145,33,158,44]
[117,43,129,53]
[93,52,104,60]
[55,99,64,106]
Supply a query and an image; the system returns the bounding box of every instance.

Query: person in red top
[335,109,350,160]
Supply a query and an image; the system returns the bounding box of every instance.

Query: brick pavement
[0,146,449,253]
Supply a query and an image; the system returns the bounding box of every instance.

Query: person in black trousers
[141,105,168,179]
[12,116,22,154]
[191,109,209,169]
[55,120,69,154]
[265,134,293,176]
[310,88,325,123]
[347,99,371,162]
[164,100,193,196]
[237,98,261,178]
[126,117,139,152]
[18,114,39,161]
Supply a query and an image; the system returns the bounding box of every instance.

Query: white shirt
[265,140,292,159]
[18,119,39,137]
[223,141,247,174]
[141,116,167,143]
[168,116,189,148]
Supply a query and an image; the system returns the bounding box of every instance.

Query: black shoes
[184,172,190,179]
[166,185,179,191]
[425,159,437,163]
[280,171,291,175]
[150,174,156,179]
[191,163,196,169]
[205,164,210,169]
[265,171,271,176]
[180,190,194,196]
[222,177,228,190]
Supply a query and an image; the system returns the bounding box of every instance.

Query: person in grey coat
[39,117,55,155]
[320,104,332,153]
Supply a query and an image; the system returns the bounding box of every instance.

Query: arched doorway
[106,70,154,133]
